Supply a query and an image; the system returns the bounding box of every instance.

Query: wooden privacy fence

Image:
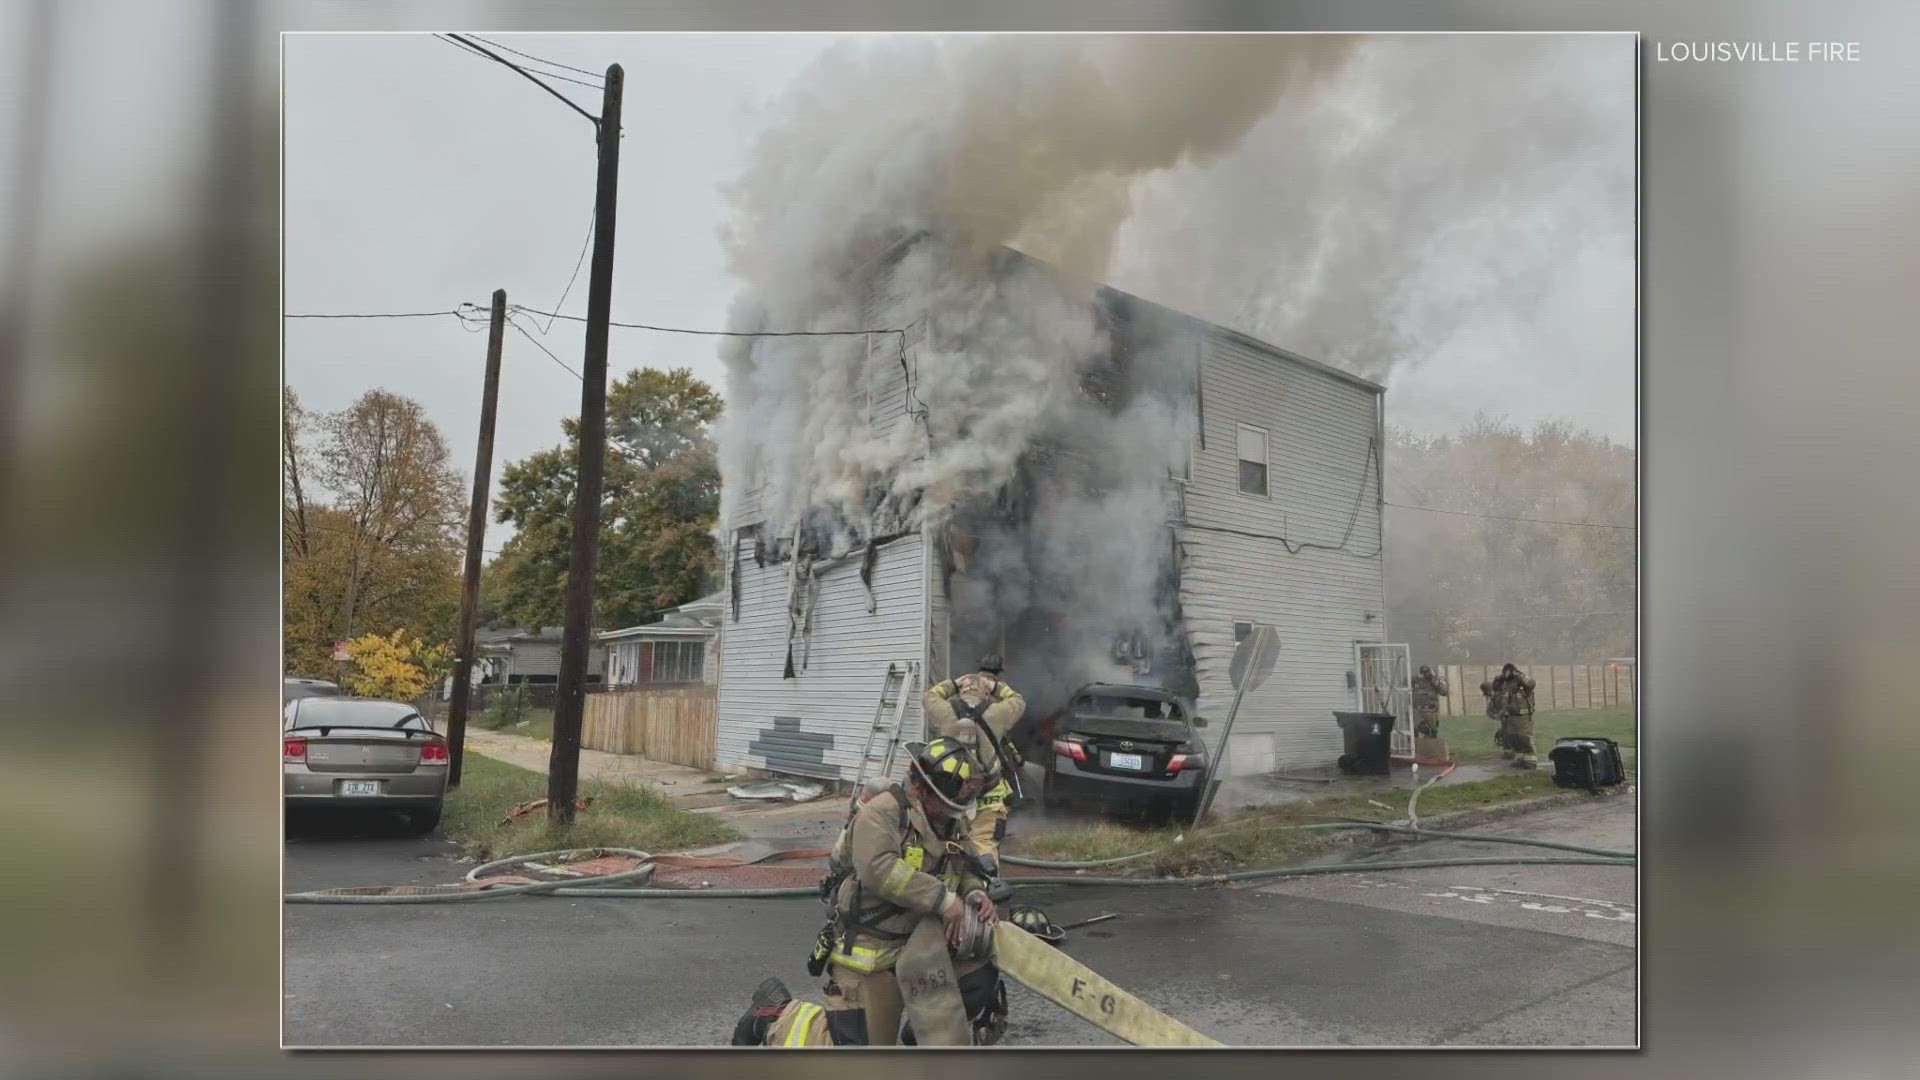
[1435,663,1634,716]
[581,686,718,771]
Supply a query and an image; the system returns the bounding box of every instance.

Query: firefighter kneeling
[731,738,1009,1047]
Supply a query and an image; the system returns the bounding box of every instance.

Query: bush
[484,686,528,730]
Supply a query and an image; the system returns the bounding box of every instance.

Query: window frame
[1236,422,1270,498]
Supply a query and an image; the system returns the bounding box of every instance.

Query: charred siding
[715,534,928,781]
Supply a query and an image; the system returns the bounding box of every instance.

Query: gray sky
[285,33,1633,536]
[285,33,834,521]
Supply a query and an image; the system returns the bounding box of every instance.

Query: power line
[1385,501,1635,531]
[463,34,606,83]
[540,207,595,334]
[512,304,910,339]
[435,33,599,126]
[285,310,467,320]
[504,311,582,380]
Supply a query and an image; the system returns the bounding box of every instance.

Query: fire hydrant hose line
[999,822,1634,868]
[1000,761,1634,868]
[285,848,1629,904]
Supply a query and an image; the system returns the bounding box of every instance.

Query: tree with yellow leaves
[343,629,454,702]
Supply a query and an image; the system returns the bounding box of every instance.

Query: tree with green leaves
[491,368,722,631]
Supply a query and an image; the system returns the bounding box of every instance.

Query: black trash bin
[1332,711,1397,775]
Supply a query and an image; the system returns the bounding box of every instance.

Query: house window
[1236,424,1269,496]
[1234,621,1252,643]
[650,640,705,685]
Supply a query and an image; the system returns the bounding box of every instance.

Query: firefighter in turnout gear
[1483,663,1539,768]
[734,738,1006,1047]
[924,653,1027,877]
[1411,665,1449,738]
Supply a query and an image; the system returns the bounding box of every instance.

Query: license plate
[1108,752,1144,771]
[340,780,381,796]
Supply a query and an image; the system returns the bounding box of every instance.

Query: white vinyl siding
[716,534,927,781]
[1181,332,1385,773]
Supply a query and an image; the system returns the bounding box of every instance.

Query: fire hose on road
[284,846,1630,904]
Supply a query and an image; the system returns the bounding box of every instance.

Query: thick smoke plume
[717,35,1353,536]
[715,34,1630,703]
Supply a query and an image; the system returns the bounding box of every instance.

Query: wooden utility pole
[445,289,507,787]
[548,64,623,824]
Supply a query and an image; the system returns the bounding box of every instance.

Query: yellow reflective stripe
[783,1002,823,1046]
[903,846,925,871]
[980,780,1012,803]
[879,858,916,898]
[831,939,899,972]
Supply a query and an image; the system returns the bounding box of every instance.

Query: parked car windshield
[285,698,432,732]
[1073,693,1186,724]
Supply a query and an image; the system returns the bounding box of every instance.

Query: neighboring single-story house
[472,626,605,685]
[598,593,724,688]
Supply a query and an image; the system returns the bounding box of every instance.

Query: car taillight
[1167,752,1203,775]
[419,740,449,765]
[283,738,307,763]
[1053,738,1087,763]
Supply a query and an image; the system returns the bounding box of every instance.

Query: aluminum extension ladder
[848,661,918,810]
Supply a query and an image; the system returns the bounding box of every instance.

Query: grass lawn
[440,752,739,861]
[1011,711,1636,875]
[1438,704,1635,768]
[1013,771,1567,875]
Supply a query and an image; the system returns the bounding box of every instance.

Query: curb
[1412,783,1635,834]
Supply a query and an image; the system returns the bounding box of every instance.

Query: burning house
[713,236,1386,782]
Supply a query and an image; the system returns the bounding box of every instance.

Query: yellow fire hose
[991,921,1221,1047]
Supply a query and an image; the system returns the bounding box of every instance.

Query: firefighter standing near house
[1480,663,1539,768]
[923,653,1027,880]
[1411,665,1450,738]
[732,738,1005,1047]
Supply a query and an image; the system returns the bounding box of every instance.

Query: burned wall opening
[936,285,1202,737]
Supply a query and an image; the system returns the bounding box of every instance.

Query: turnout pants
[823,921,969,1046]
[1414,707,1440,738]
[1502,712,1536,755]
[969,780,1012,867]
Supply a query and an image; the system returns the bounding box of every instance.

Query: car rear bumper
[284,768,446,804]
[1050,757,1206,799]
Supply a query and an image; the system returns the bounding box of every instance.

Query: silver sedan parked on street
[283,697,449,834]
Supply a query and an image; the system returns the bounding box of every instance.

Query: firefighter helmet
[905,737,986,812]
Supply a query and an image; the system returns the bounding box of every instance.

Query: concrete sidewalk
[462,728,847,842]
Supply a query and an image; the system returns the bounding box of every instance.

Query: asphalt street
[283,796,1636,1047]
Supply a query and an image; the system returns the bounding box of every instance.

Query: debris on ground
[500,796,592,825]
[726,780,825,802]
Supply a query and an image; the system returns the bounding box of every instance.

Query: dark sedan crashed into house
[1040,683,1210,823]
